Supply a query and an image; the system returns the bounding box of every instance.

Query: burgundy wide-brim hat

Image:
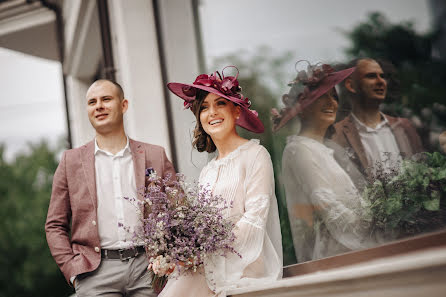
[167,66,264,133]
[272,66,355,132]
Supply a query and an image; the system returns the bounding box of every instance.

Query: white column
[108,0,171,157]
[65,75,95,148]
[62,0,102,147]
[157,0,208,179]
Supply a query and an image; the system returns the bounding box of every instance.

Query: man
[45,79,175,296]
[332,58,423,178]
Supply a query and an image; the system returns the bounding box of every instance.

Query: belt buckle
[118,248,134,261]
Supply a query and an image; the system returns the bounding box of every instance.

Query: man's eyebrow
[87,95,113,101]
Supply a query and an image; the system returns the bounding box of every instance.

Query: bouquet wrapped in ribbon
[123,168,239,293]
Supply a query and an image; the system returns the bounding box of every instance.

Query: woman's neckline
[211,139,259,164]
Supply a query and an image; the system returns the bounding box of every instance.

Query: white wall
[157,0,208,179]
[62,0,101,147]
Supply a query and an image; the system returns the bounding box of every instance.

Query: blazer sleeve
[45,151,75,281]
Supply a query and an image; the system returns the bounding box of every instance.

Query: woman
[272,62,379,262]
[160,66,282,296]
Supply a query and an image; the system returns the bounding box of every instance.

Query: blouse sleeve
[225,146,277,282]
[283,143,373,252]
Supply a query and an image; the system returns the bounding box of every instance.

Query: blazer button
[94,247,100,253]
[92,220,97,226]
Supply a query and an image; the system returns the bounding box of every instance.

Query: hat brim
[167,82,264,133]
[273,67,355,132]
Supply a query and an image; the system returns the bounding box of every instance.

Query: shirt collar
[94,136,131,156]
[351,112,389,133]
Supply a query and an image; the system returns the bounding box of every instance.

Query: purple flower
[122,171,239,277]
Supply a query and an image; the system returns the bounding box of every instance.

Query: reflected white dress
[159,139,283,297]
[282,135,378,262]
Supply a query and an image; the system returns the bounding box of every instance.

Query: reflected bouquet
[364,152,446,236]
[123,169,238,293]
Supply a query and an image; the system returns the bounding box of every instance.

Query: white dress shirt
[71,138,143,283]
[351,112,402,174]
[94,137,143,250]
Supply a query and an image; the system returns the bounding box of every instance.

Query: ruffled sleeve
[225,146,282,284]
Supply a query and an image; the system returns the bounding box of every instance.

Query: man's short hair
[91,79,125,100]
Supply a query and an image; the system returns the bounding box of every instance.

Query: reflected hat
[167,66,264,133]
[271,61,355,132]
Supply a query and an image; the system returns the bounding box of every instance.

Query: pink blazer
[332,114,424,177]
[45,139,176,283]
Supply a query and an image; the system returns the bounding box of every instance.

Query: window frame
[283,229,446,277]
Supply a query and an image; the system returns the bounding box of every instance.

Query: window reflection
[198,0,446,264]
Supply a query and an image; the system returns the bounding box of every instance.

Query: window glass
[198,0,446,265]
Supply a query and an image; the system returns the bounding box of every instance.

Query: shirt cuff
[70,275,76,285]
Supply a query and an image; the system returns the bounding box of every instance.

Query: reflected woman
[161,67,282,296]
[272,62,379,262]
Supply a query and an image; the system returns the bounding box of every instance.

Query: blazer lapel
[81,141,98,210]
[129,139,146,201]
[343,115,370,171]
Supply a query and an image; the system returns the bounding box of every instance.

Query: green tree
[345,12,446,115]
[0,141,73,297]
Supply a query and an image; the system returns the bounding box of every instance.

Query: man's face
[354,59,387,102]
[86,81,128,134]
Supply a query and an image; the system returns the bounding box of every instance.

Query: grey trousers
[75,252,156,297]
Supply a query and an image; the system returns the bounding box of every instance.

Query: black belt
[101,246,145,261]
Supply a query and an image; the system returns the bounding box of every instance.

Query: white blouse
[282,135,378,262]
[200,139,283,294]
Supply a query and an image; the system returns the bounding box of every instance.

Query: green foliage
[364,152,446,236]
[0,141,73,297]
[345,12,446,116]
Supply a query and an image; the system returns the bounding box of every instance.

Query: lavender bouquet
[123,168,239,293]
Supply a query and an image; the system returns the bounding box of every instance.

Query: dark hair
[191,89,217,153]
[92,79,125,100]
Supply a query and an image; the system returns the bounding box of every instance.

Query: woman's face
[199,92,241,139]
[300,88,338,128]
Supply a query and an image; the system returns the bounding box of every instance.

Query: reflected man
[332,58,424,178]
